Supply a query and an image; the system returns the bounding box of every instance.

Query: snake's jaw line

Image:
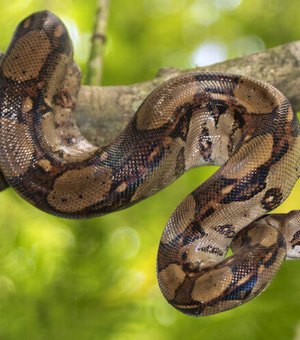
[0,11,300,316]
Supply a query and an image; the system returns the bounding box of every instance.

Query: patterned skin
[0,11,300,316]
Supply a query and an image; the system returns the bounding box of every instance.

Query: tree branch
[1,41,300,147]
[75,40,300,146]
[85,0,110,85]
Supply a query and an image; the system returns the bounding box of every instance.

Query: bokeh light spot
[0,276,15,298]
[150,285,178,326]
[110,226,140,259]
[215,0,242,10]
[231,35,265,57]
[188,1,220,26]
[192,41,227,66]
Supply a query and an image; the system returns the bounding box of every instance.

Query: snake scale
[0,11,300,316]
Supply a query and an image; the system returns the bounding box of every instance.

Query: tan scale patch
[265,196,274,203]
[44,53,70,106]
[3,30,50,81]
[37,159,52,172]
[244,134,251,142]
[258,252,274,273]
[161,195,196,244]
[210,113,236,164]
[223,134,273,179]
[139,85,241,168]
[132,139,184,202]
[200,300,239,315]
[48,165,112,213]
[184,110,210,168]
[40,112,97,163]
[40,112,62,153]
[247,224,278,248]
[187,112,237,168]
[23,18,31,28]
[100,151,109,162]
[251,248,285,296]
[265,214,283,230]
[192,266,233,303]
[0,118,34,177]
[54,24,64,38]
[209,93,231,102]
[287,106,294,122]
[234,78,282,114]
[221,184,235,195]
[271,212,300,257]
[265,135,300,201]
[22,97,33,113]
[136,82,201,130]
[116,182,127,193]
[158,264,186,300]
[200,189,267,237]
[236,272,256,287]
[53,107,98,159]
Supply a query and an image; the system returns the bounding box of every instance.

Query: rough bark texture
[75,41,300,146]
[2,41,300,146]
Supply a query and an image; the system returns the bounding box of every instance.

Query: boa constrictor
[0,11,300,317]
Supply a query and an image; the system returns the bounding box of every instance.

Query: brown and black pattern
[1,11,300,317]
[261,188,283,211]
[199,125,213,162]
[213,224,236,238]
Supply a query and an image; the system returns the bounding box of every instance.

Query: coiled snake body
[1,11,300,316]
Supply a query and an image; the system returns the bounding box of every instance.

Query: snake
[0,10,300,317]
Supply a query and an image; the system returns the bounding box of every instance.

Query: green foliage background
[1,1,300,339]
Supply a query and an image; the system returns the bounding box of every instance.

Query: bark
[1,40,300,146]
[75,40,300,146]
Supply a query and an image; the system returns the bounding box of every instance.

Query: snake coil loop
[1,11,300,316]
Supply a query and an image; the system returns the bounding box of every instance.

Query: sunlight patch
[232,35,265,57]
[110,226,140,259]
[215,0,242,10]
[192,41,227,66]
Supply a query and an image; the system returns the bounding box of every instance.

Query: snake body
[1,11,300,316]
